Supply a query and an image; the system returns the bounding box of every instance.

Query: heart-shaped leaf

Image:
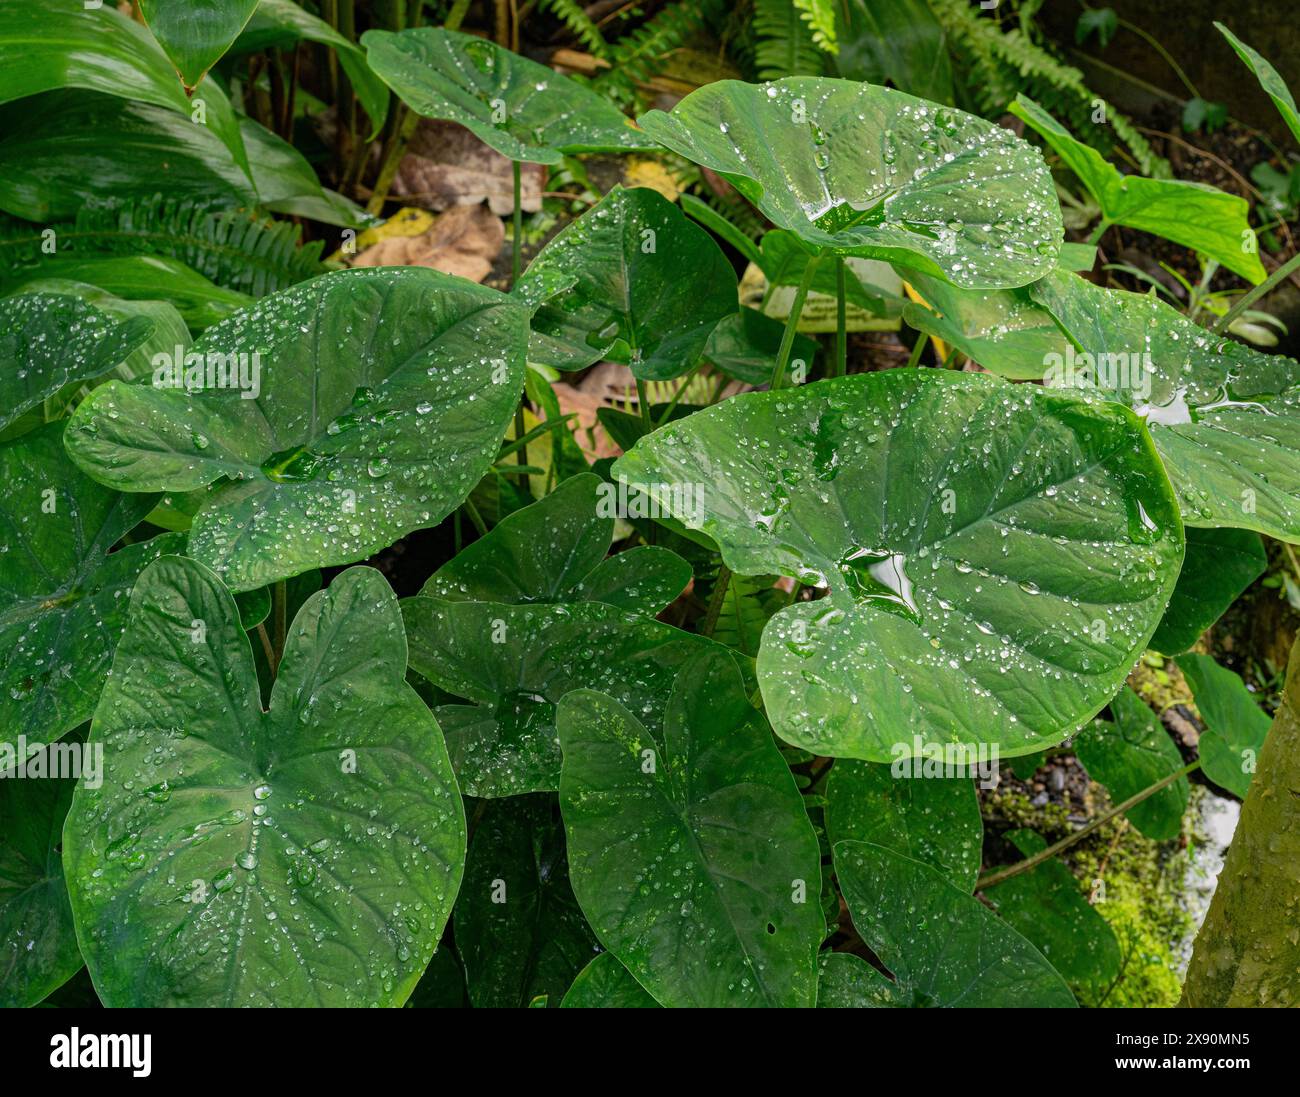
[1152,527,1265,654]
[1074,687,1188,840]
[65,267,528,592]
[401,597,742,797]
[558,653,824,1007]
[637,78,1063,288]
[900,268,1300,542]
[982,829,1121,986]
[362,27,651,165]
[901,271,1064,381]
[834,840,1077,1007]
[0,752,80,1008]
[0,1,250,182]
[62,559,466,1007]
[0,424,182,747]
[615,370,1184,762]
[816,951,905,1007]
[826,760,982,890]
[1177,654,1272,798]
[1029,271,1300,542]
[423,471,689,615]
[519,185,738,381]
[1010,96,1265,284]
[138,0,261,90]
[453,794,597,1008]
[0,293,154,435]
[561,952,659,1008]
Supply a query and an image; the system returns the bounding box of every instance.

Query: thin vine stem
[975,760,1200,891]
[1214,250,1300,332]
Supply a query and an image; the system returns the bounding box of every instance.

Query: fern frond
[709,571,786,656]
[540,0,609,58]
[0,196,328,297]
[753,0,825,80]
[594,0,726,108]
[793,0,837,55]
[931,0,1170,178]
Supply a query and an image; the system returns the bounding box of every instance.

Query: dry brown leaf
[348,204,504,283]
[390,119,545,215]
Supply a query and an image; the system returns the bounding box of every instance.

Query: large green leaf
[1216,23,1300,146]
[362,27,651,165]
[235,0,389,138]
[1151,527,1265,654]
[826,760,982,891]
[833,0,954,104]
[0,2,250,181]
[982,829,1121,986]
[1028,271,1300,542]
[2,282,191,435]
[0,751,81,1008]
[66,268,528,592]
[1,255,251,331]
[1010,96,1266,284]
[901,272,1064,381]
[834,840,1077,1006]
[816,951,905,1007]
[62,559,466,1007]
[0,424,182,748]
[560,951,659,1008]
[615,371,1184,762]
[519,185,738,381]
[401,598,742,797]
[757,230,886,316]
[637,78,1062,289]
[422,471,689,615]
[557,654,824,1007]
[0,92,358,227]
[1177,654,1272,798]
[0,292,154,434]
[1074,687,1188,840]
[139,0,260,90]
[453,794,597,1008]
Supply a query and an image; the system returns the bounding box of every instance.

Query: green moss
[984,775,1193,1007]
[1067,817,1192,1008]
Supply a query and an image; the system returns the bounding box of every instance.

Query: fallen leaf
[391,119,545,215]
[348,204,504,282]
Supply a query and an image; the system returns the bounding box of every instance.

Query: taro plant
[3,8,1300,1012]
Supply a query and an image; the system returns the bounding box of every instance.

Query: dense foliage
[2,1,1298,1010]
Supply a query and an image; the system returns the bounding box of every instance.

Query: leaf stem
[834,257,847,377]
[1086,218,1112,247]
[271,580,288,674]
[463,496,488,537]
[656,363,703,426]
[512,160,523,285]
[771,263,817,391]
[701,565,731,638]
[905,331,930,369]
[1213,249,1300,332]
[975,759,1199,890]
[636,378,652,428]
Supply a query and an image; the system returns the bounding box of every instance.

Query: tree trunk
[1180,637,1300,1006]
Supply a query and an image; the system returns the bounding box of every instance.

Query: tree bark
[1180,637,1300,1006]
